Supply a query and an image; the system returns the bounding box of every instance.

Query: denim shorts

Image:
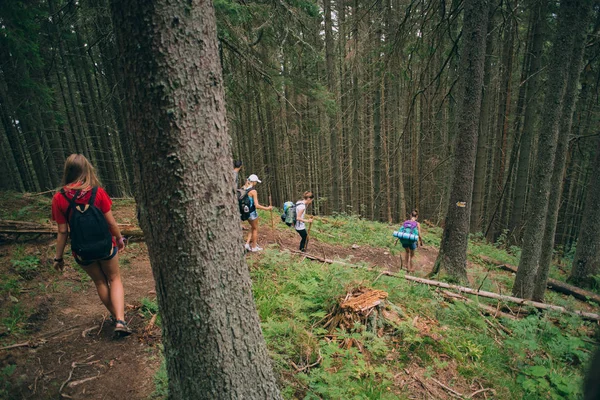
[248,210,259,221]
[401,241,417,251]
[75,246,118,267]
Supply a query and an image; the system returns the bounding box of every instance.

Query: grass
[152,246,595,399]
[0,191,52,223]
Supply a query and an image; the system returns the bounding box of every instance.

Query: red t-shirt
[51,187,116,247]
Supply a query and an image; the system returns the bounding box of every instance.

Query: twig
[81,326,96,338]
[97,315,107,335]
[430,377,464,399]
[404,369,436,397]
[59,362,77,396]
[290,353,323,372]
[467,388,496,398]
[373,271,393,284]
[68,374,101,388]
[43,323,88,340]
[0,339,47,351]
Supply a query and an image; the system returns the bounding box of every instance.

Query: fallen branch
[0,339,47,351]
[430,377,464,399]
[441,291,516,321]
[81,326,96,338]
[288,251,600,321]
[467,387,496,399]
[290,353,323,373]
[477,255,600,305]
[405,275,600,322]
[68,374,101,388]
[0,220,143,239]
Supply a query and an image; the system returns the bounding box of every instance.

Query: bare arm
[54,223,69,270]
[417,222,424,246]
[250,190,272,211]
[296,206,312,223]
[104,210,125,251]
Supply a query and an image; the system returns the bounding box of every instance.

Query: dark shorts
[75,247,118,267]
[401,241,417,251]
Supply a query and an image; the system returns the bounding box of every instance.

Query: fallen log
[477,255,600,306]
[441,290,517,320]
[287,250,597,321]
[404,275,600,322]
[0,220,143,238]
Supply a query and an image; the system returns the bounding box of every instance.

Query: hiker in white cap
[240,174,272,252]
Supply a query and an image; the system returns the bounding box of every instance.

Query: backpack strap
[88,187,99,206]
[61,188,81,222]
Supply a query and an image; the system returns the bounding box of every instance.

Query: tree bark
[512,0,591,299]
[111,0,282,398]
[569,136,600,287]
[431,0,489,282]
[508,0,546,242]
[470,2,496,234]
[533,17,589,302]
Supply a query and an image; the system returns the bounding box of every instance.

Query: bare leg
[245,222,252,246]
[98,254,125,327]
[408,249,415,272]
[249,218,259,248]
[83,262,117,317]
[404,249,409,271]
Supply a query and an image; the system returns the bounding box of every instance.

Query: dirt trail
[255,223,439,274]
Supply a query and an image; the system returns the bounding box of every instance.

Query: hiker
[399,209,424,272]
[241,174,272,252]
[51,154,131,337]
[295,191,314,252]
[233,160,243,188]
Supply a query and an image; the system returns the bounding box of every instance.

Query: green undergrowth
[0,191,134,223]
[151,248,595,399]
[261,209,441,254]
[0,191,52,223]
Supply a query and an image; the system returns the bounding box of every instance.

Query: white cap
[248,174,262,183]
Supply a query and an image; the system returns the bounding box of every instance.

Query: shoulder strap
[61,189,81,221]
[88,187,99,206]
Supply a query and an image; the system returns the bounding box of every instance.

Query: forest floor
[0,193,597,399]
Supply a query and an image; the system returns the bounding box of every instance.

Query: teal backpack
[393,220,419,242]
[280,201,297,227]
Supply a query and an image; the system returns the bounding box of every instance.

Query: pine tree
[111,0,282,398]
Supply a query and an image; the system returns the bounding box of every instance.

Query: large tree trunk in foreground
[431,0,489,282]
[512,0,591,299]
[570,137,600,287]
[111,1,282,399]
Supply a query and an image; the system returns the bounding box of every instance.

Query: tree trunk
[111,0,281,398]
[487,1,515,242]
[431,0,489,282]
[569,136,600,287]
[508,0,546,242]
[470,2,496,233]
[512,0,591,299]
[533,17,588,301]
[324,0,339,213]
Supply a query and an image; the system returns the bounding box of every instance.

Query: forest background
[1,0,599,266]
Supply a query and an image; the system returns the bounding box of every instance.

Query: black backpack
[237,187,255,221]
[62,187,113,260]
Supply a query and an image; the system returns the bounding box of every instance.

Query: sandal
[114,320,132,337]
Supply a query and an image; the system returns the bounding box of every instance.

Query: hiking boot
[245,243,251,251]
[250,246,263,252]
